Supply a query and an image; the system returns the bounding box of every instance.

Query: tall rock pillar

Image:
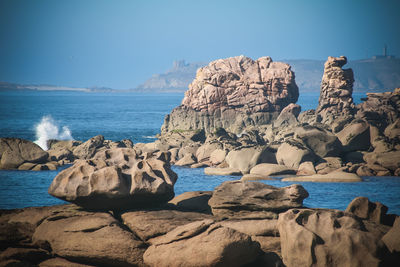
[317,56,356,122]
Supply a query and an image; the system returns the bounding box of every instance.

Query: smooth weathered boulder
[208,181,308,217]
[296,161,316,175]
[278,208,386,267]
[196,142,223,162]
[250,163,296,176]
[174,152,197,166]
[48,148,177,210]
[336,119,371,152]
[274,103,301,127]
[168,191,212,213]
[143,219,262,267]
[121,209,212,242]
[316,56,356,122]
[226,146,277,174]
[294,125,342,157]
[209,148,227,165]
[162,55,299,134]
[282,171,362,182]
[204,167,242,176]
[276,140,316,169]
[32,208,146,266]
[0,138,48,169]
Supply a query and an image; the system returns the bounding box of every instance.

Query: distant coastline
[2,56,400,93]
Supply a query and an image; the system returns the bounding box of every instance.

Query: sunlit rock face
[162,55,299,134]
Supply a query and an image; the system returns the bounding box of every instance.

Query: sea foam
[34,115,73,150]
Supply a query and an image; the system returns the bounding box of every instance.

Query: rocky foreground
[1,170,399,266]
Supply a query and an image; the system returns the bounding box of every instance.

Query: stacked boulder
[316,56,356,123]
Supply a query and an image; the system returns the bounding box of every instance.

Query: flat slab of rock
[143,219,262,267]
[218,219,278,237]
[208,180,308,217]
[282,171,362,182]
[168,191,212,213]
[121,209,212,242]
[250,163,296,176]
[204,167,242,176]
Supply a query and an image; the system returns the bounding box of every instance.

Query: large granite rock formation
[317,56,356,122]
[48,148,177,210]
[162,55,299,134]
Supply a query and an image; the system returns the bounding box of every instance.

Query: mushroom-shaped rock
[48,148,177,210]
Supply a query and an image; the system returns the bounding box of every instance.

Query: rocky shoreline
[1,179,399,266]
[1,55,400,266]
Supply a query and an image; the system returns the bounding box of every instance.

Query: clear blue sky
[1,0,399,89]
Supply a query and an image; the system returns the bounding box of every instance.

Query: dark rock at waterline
[0,138,48,169]
[48,148,177,210]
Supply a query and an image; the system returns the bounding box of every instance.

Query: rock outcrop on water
[152,55,400,178]
[162,55,299,134]
[316,56,356,122]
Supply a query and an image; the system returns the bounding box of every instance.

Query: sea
[1,90,400,214]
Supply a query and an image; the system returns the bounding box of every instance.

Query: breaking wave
[34,115,73,150]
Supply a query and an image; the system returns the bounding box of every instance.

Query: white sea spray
[34,115,73,150]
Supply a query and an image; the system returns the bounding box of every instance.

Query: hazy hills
[133,60,208,92]
[2,57,399,93]
[135,57,400,93]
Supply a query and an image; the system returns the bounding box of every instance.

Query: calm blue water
[2,90,399,215]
